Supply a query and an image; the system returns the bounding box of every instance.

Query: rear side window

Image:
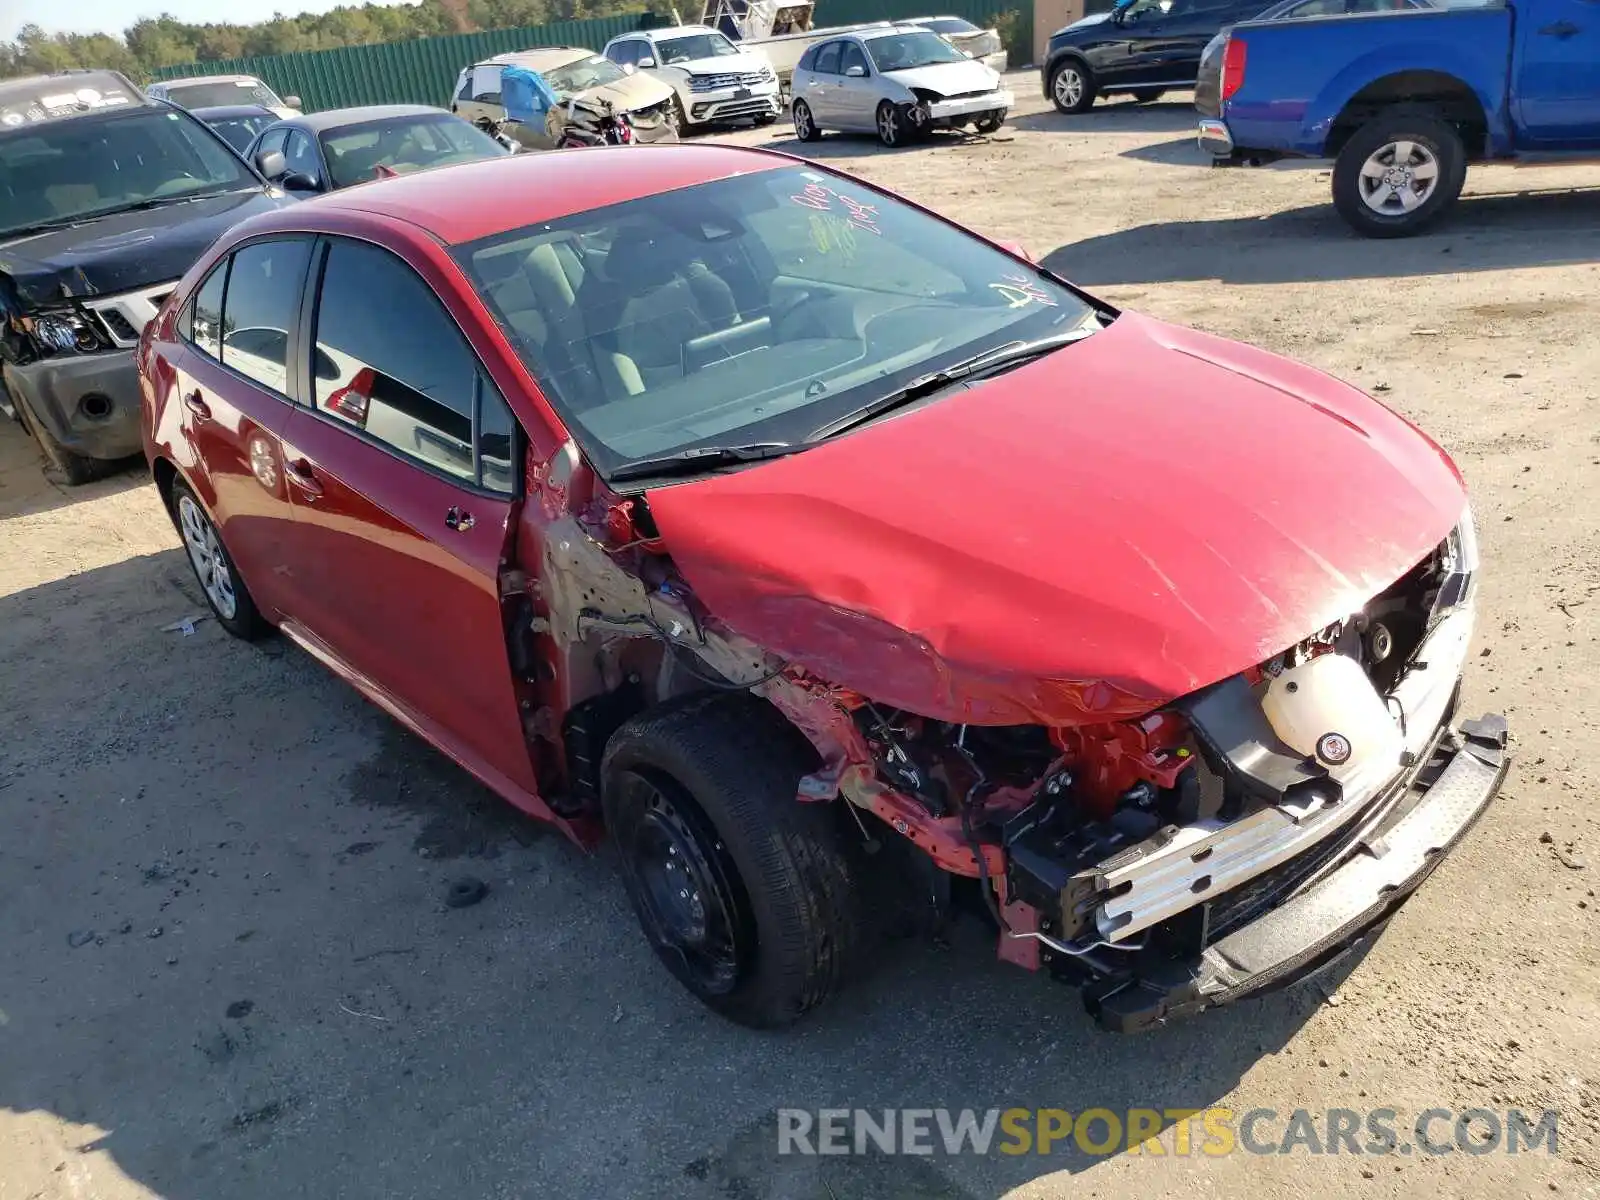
[312,237,516,491]
[186,261,229,359]
[797,44,818,71]
[220,238,314,394]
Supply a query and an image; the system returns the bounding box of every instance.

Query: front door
[1134,0,1237,82]
[277,235,537,795]
[837,41,876,130]
[1515,0,1600,148]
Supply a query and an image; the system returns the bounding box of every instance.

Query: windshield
[543,55,629,96]
[866,31,970,71]
[455,165,1097,477]
[320,115,506,188]
[206,112,275,152]
[0,108,256,240]
[165,79,284,109]
[655,33,739,63]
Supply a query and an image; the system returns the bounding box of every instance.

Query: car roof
[273,104,450,133]
[481,46,595,69]
[157,74,266,87]
[648,24,719,35]
[191,103,276,119]
[248,142,792,245]
[0,70,151,126]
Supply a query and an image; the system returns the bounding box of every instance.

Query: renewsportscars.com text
[776,1107,1560,1158]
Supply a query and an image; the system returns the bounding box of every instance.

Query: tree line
[0,0,652,81]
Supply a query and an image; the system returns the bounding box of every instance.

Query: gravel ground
[2,76,1597,1200]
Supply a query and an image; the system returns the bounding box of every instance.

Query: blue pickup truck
[1195,0,1600,235]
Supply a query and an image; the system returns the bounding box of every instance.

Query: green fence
[150,0,1033,112]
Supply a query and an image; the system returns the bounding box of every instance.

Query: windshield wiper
[806,327,1097,444]
[608,441,797,483]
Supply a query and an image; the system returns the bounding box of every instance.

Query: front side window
[813,41,843,74]
[219,238,313,394]
[0,108,255,240]
[606,40,638,67]
[455,165,1097,477]
[470,64,504,103]
[319,116,505,189]
[865,31,970,71]
[283,130,321,184]
[839,43,870,75]
[314,238,511,489]
[166,79,285,109]
[654,32,739,63]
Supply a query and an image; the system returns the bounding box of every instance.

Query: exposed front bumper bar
[1085,713,1509,1031]
[928,90,1013,119]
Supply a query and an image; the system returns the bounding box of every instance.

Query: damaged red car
[137,145,1508,1031]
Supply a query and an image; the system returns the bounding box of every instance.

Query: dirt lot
[3,76,1599,1199]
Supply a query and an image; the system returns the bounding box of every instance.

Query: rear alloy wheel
[792,98,821,142]
[1049,60,1096,114]
[170,479,269,640]
[876,100,910,147]
[602,693,870,1028]
[1332,113,1466,238]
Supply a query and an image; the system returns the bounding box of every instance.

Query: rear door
[276,234,537,794]
[161,236,316,621]
[1514,0,1600,147]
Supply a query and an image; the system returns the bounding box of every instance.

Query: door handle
[285,458,324,500]
[1539,19,1580,35]
[183,391,211,421]
[444,505,475,532]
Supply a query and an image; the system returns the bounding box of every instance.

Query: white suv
[602,25,782,129]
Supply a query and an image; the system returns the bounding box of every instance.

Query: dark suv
[1040,0,1278,112]
[0,69,291,482]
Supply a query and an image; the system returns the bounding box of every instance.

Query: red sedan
[138,145,1506,1031]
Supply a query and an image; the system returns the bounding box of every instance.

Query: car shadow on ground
[1046,185,1600,285]
[1010,100,1199,136]
[0,550,1349,1199]
[0,419,147,522]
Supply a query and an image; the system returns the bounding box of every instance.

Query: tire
[668,95,688,135]
[875,100,910,147]
[1131,89,1165,103]
[754,113,779,127]
[791,98,821,142]
[601,692,869,1028]
[974,109,1005,135]
[1332,112,1466,239]
[168,478,269,640]
[12,390,100,485]
[1048,59,1096,114]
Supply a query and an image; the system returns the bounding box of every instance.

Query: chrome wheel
[792,100,813,140]
[1358,140,1440,216]
[177,494,237,621]
[877,103,900,146]
[1053,66,1084,109]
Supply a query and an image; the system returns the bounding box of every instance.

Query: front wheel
[973,109,1005,135]
[1332,113,1466,238]
[1049,60,1096,114]
[791,98,821,142]
[601,693,870,1028]
[876,100,911,147]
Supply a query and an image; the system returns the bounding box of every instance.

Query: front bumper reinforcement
[1083,713,1509,1032]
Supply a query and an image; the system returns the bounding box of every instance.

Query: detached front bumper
[1084,714,1509,1031]
[928,90,1013,121]
[2,350,144,462]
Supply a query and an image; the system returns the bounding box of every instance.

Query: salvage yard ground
[3,75,1599,1199]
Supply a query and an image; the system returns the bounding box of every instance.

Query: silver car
[790,26,1013,147]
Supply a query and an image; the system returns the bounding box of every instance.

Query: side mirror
[283,95,302,110]
[637,55,656,68]
[256,149,285,178]
[844,64,866,77]
[281,171,320,192]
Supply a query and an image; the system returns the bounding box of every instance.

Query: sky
[3,0,362,40]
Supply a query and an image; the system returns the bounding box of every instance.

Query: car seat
[602,225,741,390]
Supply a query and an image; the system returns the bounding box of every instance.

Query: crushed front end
[822,507,1506,1030]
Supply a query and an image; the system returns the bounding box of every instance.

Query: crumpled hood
[645,312,1466,726]
[582,73,676,113]
[0,189,285,308]
[884,59,1002,95]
